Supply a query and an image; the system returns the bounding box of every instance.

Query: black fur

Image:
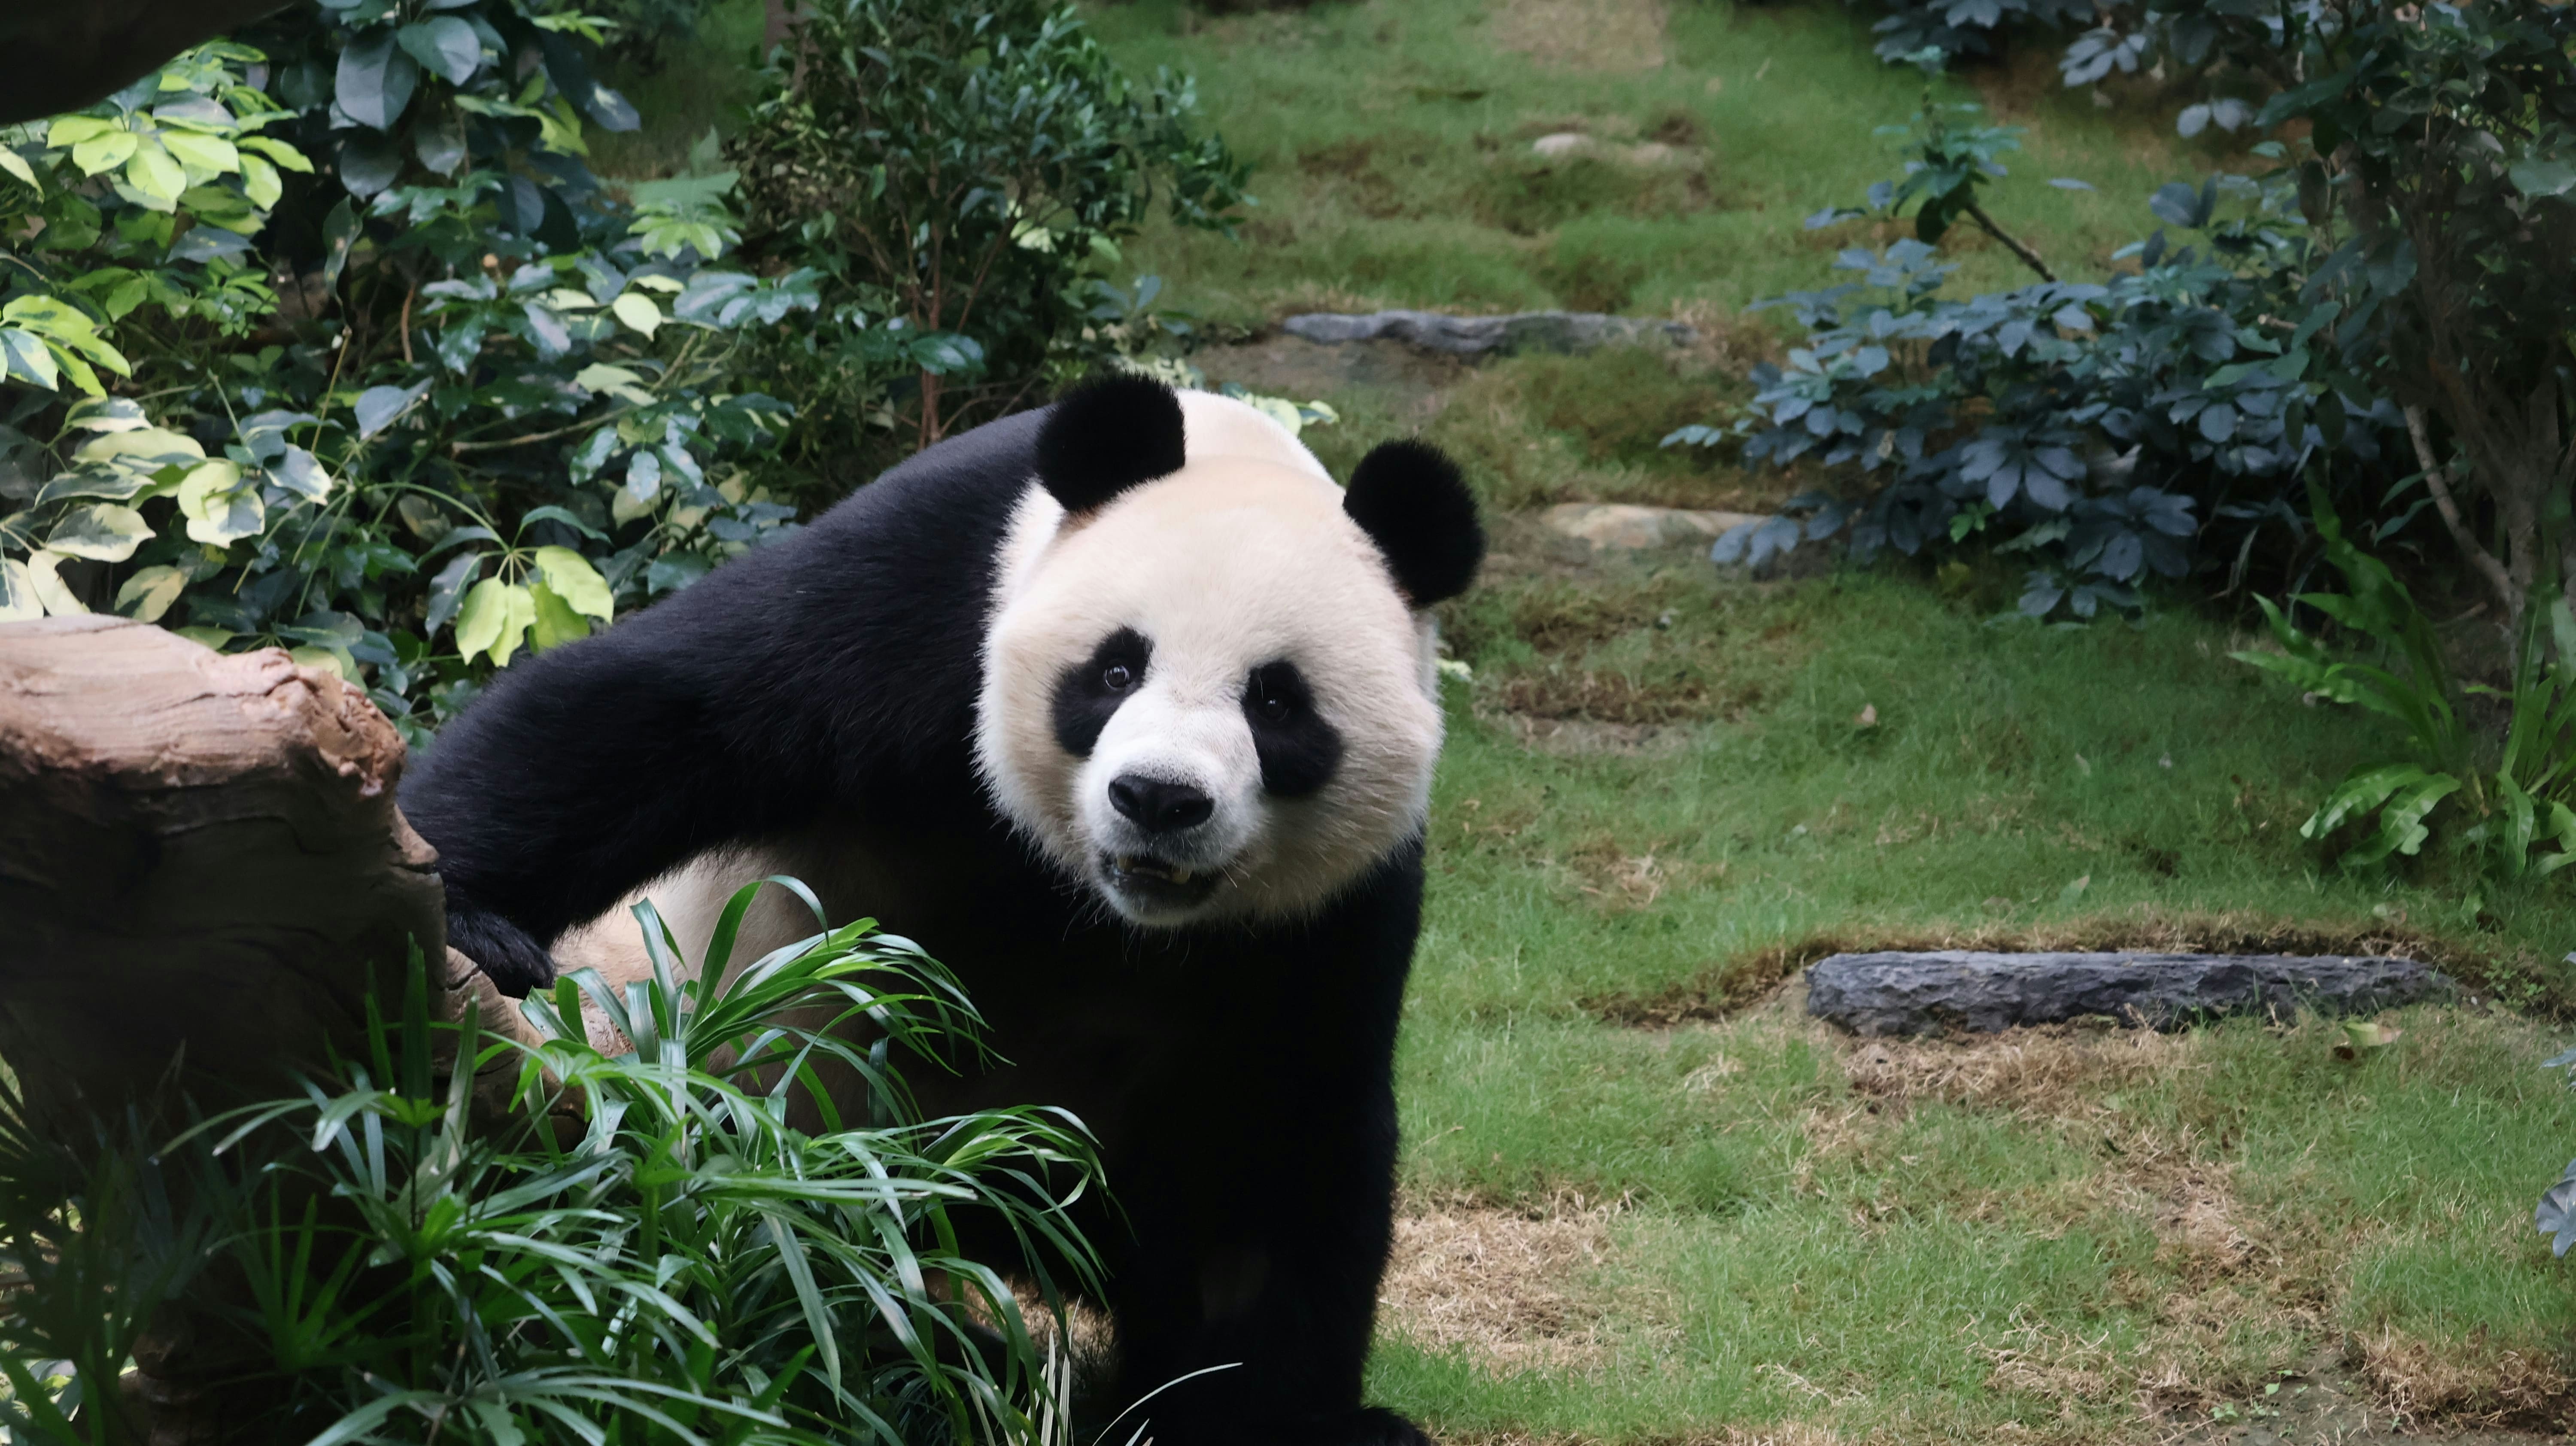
[1034,374,1188,514]
[400,400,1437,1445]
[1052,626,1153,756]
[1343,440,1484,606]
[1244,660,1341,797]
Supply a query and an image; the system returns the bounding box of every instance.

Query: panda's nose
[1109,775,1215,834]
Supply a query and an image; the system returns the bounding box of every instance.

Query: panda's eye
[1103,662,1135,692]
[1246,661,1309,726]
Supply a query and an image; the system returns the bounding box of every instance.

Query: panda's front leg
[1102,1076,1428,1446]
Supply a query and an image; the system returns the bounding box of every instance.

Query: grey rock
[1541,502,1768,550]
[1278,309,1696,356]
[1805,951,2454,1036]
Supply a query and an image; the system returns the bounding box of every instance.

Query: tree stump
[0,617,529,1132]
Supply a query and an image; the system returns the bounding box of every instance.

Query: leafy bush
[0,15,819,744]
[727,0,1249,463]
[1691,0,2576,624]
[0,880,1101,1445]
[2058,1,2331,137]
[1667,95,2402,617]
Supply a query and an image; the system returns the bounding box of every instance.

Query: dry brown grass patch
[1839,1024,2199,1120]
[1488,0,1667,72]
[2354,1327,2576,1431]
[1558,832,1722,913]
[1976,1312,2118,1416]
[1377,1194,1624,1373]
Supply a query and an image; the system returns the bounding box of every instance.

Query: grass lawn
[1388,535,2576,1443]
[612,0,2576,1437]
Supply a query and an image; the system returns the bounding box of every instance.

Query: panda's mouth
[1100,851,1223,911]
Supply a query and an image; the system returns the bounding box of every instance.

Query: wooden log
[1805,950,2454,1037]
[0,617,530,1130]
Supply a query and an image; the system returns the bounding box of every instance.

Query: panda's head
[975,376,1483,928]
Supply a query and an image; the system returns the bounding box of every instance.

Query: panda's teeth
[1170,866,1192,884]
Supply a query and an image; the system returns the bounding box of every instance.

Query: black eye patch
[1053,627,1153,757]
[1243,660,1342,797]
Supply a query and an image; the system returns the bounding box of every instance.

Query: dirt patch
[1488,0,1667,72]
[1584,909,2530,1028]
[1377,1197,1621,1372]
[2144,1344,2576,1445]
[1493,667,1718,726]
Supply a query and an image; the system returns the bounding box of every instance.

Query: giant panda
[398,375,1482,1446]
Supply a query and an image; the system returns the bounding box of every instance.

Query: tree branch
[1965,203,2056,284]
[2404,402,2519,620]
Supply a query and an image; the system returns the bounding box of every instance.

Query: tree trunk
[0,617,536,1128]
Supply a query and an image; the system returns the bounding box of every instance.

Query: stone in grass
[1805,950,2454,1036]
[1541,502,1768,550]
[1278,309,1697,356]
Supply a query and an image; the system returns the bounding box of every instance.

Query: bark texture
[1807,950,2453,1036]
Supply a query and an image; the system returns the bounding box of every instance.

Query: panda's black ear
[1036,374,1188,514]
[1344,439,1483,607]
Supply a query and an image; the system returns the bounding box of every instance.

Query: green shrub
[0,880,1101,1446]
[0,15,822,745]
[1666,88,2403,619]
[726,0,1249,463]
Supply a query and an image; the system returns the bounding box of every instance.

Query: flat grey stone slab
[1541,502,1768,550]
[1279,309,1695,355]
[1806,951,2454,1036]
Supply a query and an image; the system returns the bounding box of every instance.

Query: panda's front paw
[447,908,558,999]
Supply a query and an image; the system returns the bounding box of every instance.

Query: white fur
[547,392,1443,1022]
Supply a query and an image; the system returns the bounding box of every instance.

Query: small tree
[731,0,1248,448]
[2270,1,2576,641]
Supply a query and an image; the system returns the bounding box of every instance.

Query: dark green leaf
[335,29,418,131]
[396,17,482,85]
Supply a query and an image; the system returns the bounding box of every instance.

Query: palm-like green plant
[2236,485,2576,878]
[0,878,1102,1446]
